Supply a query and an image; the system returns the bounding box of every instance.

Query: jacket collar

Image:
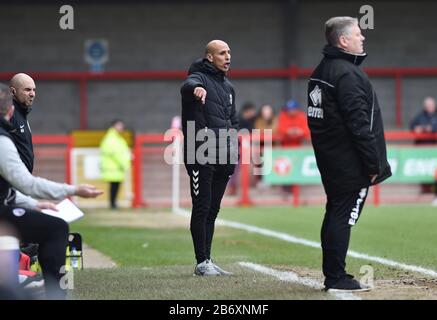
[188,58,226,81]
[322,45,367,66]
[13,99,32,116]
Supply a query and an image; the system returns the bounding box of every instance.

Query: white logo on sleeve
[309,85,322,106]
[308,85,324,119]
[229,94,233,105]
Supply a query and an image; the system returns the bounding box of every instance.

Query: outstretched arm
[0,136,103,203]
[181,73,207,104]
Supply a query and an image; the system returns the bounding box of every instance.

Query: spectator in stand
[227,102,257,195]
[410,97,437,203]
[254,104,277,188]
[275,99,310,198]
[255,104,277,132]
[410,97,437,144]
[238,102,257,131]
[276,99,310,147]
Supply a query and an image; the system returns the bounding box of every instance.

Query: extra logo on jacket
[308,84,324,119]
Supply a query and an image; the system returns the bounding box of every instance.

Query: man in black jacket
[181,40,239,276]
[308,17,391,291]
[10,73,36,173]
[0,83,103,298]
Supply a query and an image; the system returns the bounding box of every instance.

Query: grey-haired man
[308,17,391,291]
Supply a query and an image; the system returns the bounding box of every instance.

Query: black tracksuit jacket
[180,59,239,165]
[308,45,391,196]
[10,100,34,173]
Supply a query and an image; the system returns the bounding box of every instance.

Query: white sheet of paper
[42,199,84,223]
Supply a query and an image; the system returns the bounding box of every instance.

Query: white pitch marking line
[173,208,437,278]
[239,262,361,300]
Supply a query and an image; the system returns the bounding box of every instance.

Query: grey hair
[0,83,13,116]
[325,16,358,46]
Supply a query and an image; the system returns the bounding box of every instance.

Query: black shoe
[324,274,372,292]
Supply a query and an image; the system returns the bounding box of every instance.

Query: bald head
[10,73,33,88]
[423,96,436,114]
[10,73,36,108]
[205,40,229,55]
[204,40,231,73]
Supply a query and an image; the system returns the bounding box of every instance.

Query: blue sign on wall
[84,39,109,72]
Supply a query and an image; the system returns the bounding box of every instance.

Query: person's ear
[338,35,348,49]
[206,53,213,62]
[10,87,16,96]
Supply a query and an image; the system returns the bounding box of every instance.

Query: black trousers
[321,187,369,287]
[0,205,69,299]
[110,182,121,209]
[185,164,235,264]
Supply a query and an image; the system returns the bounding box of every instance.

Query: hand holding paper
[36,201,58,211]
[42,199,85,223]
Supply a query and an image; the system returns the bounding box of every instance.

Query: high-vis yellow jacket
[99,128,131,182]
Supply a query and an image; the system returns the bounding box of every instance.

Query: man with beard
[181,40,239,276]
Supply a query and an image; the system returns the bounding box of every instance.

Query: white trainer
[193,260,220,276]
[208,259,233,276]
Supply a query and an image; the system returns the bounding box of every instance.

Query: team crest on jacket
[13,208,26,217]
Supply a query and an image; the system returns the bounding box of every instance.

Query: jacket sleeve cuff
[66,185,76,196]
[14,190,38,210]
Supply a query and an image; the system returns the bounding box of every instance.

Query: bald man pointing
[181,40,239,276]
[10,73,36,173]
